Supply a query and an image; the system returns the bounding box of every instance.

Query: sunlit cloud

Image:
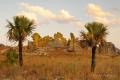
[87,3,111,24]
[17,11,37,22]
[87,3,120,25]
[20,2,55,19]
[87,3,111,17]
[19,2,83,27]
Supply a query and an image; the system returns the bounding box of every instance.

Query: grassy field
[0,50,120,80]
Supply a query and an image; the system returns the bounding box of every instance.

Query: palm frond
[6,15,35,42]
[81,22,108,46]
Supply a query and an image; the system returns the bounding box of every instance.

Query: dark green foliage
[5,49,18,64]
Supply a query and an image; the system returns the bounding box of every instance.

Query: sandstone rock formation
[79,40,120,55]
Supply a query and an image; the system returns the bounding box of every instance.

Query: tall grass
[0,53,119,80]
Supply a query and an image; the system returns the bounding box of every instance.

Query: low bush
[5,49,18,64]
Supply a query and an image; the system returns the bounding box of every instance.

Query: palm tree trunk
[18,37,23,66]
[91,46,96,72]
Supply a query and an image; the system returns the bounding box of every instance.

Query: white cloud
[87,3,111,24]
[87,3,111,17]
[87,3,120,26]
[17,11,37,22]
[19,3,120,27]
[20,2,55,19]
[19,2,83,27]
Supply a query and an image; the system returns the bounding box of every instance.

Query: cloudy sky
[0,0,120,48]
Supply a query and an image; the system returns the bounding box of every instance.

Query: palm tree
[80,22,108,72]
[6,16,35,66]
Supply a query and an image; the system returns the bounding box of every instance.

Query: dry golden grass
[0,50,120,80]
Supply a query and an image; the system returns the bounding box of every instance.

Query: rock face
[97,42,116,55]
[27,41,34,50]
[26,39,120,55]
[79,40,89,48]
[115,48,120,54]
[79,40,120,55]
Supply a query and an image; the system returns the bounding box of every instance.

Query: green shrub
[5,49,18,64]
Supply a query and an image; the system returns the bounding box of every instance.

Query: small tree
[32,33,41,48]
[41,35,53,47]
[5,49,18,64]
[54,32,67,48]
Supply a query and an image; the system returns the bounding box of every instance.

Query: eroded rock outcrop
[79,40,120,55]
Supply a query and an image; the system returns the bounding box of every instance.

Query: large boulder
[79,41,120,55]
[79,40,89,48]
[97,42,116,55]
[115,48,120,54]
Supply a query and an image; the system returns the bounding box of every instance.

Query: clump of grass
[65,63,76,73]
